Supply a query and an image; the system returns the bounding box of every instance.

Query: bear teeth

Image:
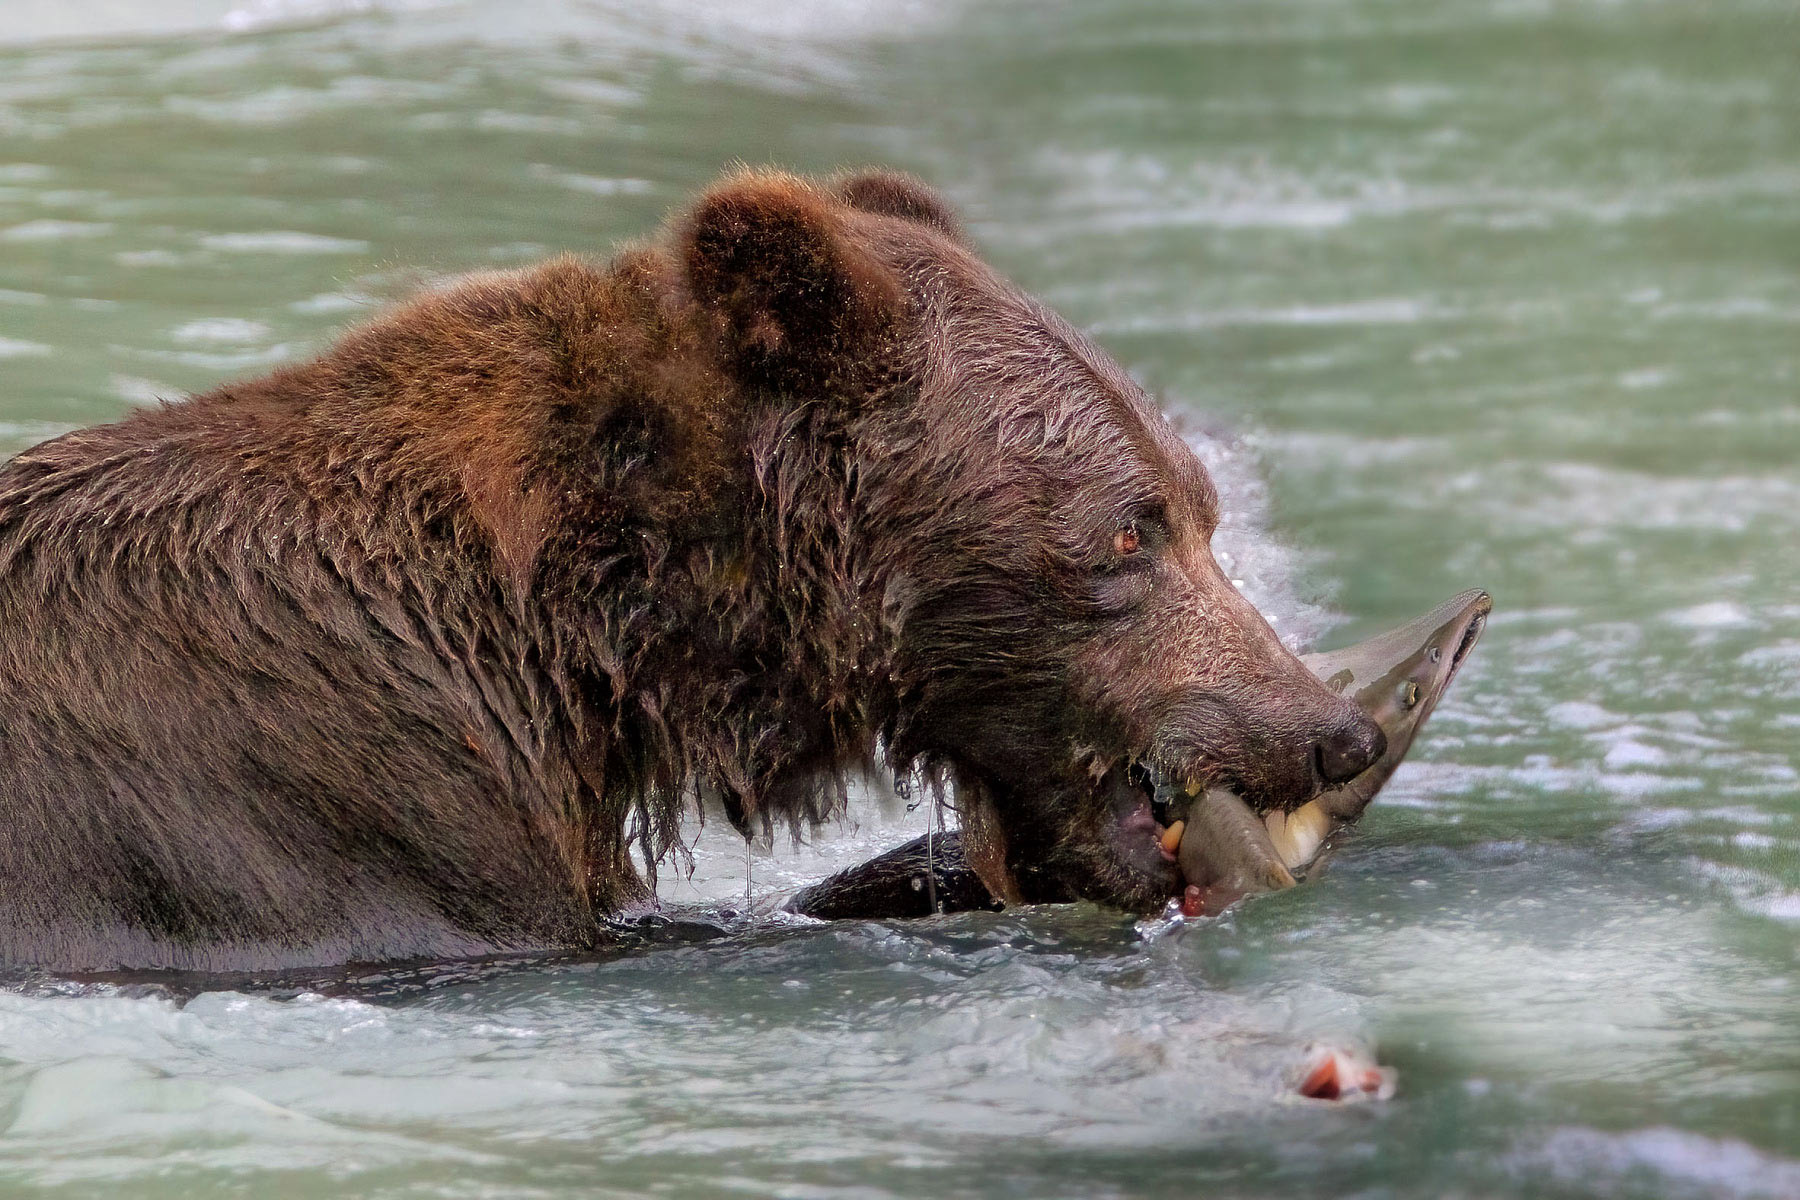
[1159,820,1185,854]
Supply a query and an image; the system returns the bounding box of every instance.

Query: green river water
[1,1,1797,1196]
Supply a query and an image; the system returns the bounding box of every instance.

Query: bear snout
[1314,710,1387,787]
[1147,679,1385,815]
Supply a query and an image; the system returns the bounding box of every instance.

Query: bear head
[677,169,1384,912]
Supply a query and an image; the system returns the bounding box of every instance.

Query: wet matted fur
[0,169,1380,972]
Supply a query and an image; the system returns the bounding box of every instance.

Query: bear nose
[1314,714,1387,786]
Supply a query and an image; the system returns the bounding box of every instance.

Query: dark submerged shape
[0,169,1378,973]
[785,834,1004,922]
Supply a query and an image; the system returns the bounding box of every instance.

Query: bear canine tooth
[1159,820,1185,854]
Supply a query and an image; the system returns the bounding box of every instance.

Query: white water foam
[198,232,370,255]
[1516,1126,1800,1199]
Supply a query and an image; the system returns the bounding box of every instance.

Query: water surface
[2,1,1797,1195]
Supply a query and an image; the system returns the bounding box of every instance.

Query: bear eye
[1107,504,1167,562]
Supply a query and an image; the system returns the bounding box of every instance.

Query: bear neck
[521,363,916,887]
[671,390,912,841]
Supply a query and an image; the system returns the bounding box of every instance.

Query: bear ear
[833,169,964,241]
[680,170,906,394]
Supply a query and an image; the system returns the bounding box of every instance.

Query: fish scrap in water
[1297,1042,1398,1102]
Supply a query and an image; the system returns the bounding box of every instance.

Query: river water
[2,1,1797,1195]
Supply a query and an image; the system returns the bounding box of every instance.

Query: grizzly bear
[0,169,1383,974]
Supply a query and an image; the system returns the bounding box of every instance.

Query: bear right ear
[832,170,965,242]
[681,170,905,395]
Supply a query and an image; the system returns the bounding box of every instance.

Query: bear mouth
[1091,757,1207,889]
[1092,596,1491,904]
[1127,759,1181,850]
[1127,754,1234,819]
[1105,755,1281,890]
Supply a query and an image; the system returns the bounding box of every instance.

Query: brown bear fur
[0,169,1381,973]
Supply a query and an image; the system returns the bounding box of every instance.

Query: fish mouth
[1437,592,1490,690]
[1303,588,1491,729]
[1398,589,1489,739]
